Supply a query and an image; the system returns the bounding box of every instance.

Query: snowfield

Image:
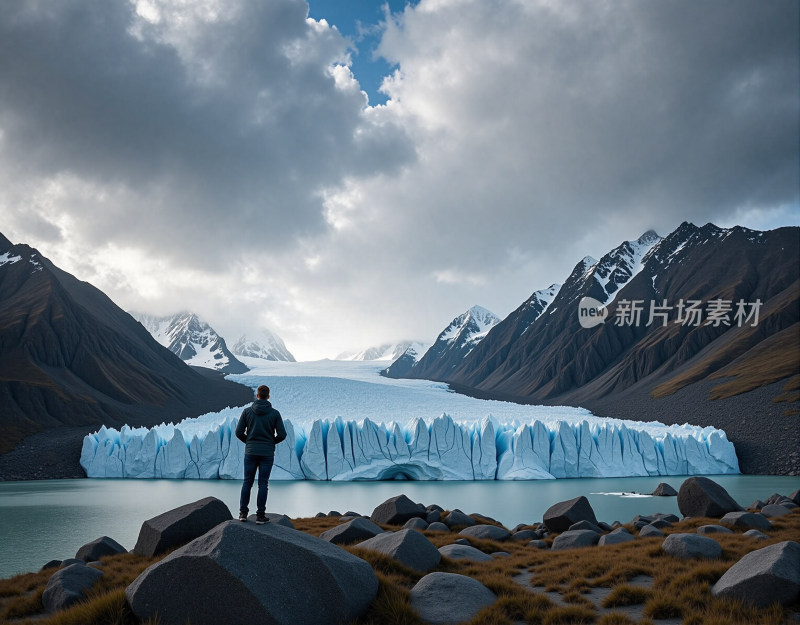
[80,360,739,480]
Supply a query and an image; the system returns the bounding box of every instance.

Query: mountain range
[1,221,797,478]
[384,305,500,380]
[335,342,421,362]
[385,222,799,475]
[0,233,253,478]
[130,313,296,371]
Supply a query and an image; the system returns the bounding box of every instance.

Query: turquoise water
[1,475,797,579]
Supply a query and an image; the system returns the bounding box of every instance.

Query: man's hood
[251,399,273,415]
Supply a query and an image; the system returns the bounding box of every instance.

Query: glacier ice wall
[80,414,739,480]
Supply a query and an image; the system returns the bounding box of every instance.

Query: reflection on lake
[1,474,797,579]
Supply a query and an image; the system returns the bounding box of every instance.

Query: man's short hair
[256,385,270,399]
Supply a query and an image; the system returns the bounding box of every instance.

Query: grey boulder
[712,541,800,607]
[459,524,511,542]
[126,521,378,625]
[719,511,772,531]
[439,543,493,562]
[262,513,295,528]
[651,483,678,496]
[511,529,538,542]
[75,535,127,562]
[42,562,103,612]
[760,504,792,518]
[411,572,496,625]
[527,540,549,549]
[320,517,384,545]
[357,529,441,572]
[697,525,733,535]
[744,529,770,541]
[427,521,450,532]
[551,529,600,551]
[543,496,598,533]
[662,533,722,559]
[403,517,430,531]
[370,494,426,526]
[426,509,442,523]
[677,477,742,518]
[639,525,665,538]
[598,532,635,546]
[568,520,604,534]
[133,496,232,556]
[443,509,476,528]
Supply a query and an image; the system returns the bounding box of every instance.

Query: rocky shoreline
[5,477,799,625]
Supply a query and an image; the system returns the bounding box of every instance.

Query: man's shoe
[238,512,248,522]
[255,514,269,525]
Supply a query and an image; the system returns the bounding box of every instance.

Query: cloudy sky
[1,0,797,361]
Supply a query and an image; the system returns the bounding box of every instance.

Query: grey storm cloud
[0,0,796,358]
[371,0,798,277]
[0,1,414,263]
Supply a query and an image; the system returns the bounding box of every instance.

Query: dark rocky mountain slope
[415,223,800,474]
[0,234,253,478]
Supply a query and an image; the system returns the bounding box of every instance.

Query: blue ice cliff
[80,414,739,480]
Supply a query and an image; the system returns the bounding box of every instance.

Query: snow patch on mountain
[131,311,248,374]
[0,252,22,267]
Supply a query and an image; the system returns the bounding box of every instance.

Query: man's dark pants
[240,454,275,516]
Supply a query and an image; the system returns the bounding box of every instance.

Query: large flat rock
[712,541,800,607]
[133,496,232,556]
[126,521,378,625]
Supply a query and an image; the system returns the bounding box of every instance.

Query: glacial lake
[2,474,798,580]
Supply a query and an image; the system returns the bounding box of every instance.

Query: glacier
[79,361,740,480]
[80,413,739,481]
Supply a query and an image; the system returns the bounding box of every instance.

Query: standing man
[236,384,287,524]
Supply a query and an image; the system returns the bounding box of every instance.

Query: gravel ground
[0,426,93,481]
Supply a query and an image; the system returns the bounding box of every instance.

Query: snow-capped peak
[232,329,295,362]
[591,229,662,305]
[437,305,501,350]
[130,311,248,374]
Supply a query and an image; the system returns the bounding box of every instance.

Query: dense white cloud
[0,0,797,360]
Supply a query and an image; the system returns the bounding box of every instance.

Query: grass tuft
[643,590,683,620]
[355,575,423,625]
[600,584,650,608]
[596,613,638,625]
[541,604,596,624]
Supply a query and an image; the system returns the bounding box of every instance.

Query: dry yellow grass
[1,510,798,625]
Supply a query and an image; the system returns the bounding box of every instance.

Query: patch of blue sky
[307,0,416,106]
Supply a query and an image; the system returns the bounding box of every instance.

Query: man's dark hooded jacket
[235,399,287,456]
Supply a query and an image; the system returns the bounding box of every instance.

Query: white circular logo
[578,297,607,328]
